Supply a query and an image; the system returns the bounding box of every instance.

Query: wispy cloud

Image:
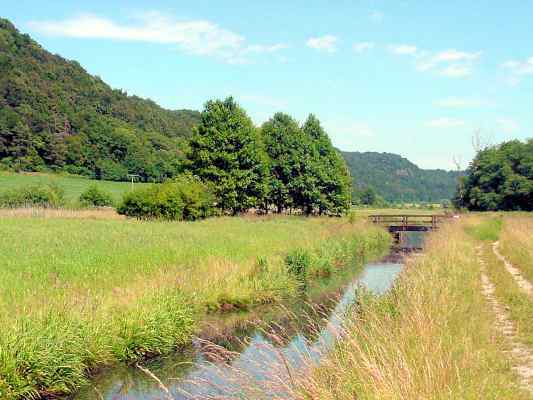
[496,118,520,134]
[28,13,288,64]
[425,118,466,128]
[501,57,533,85]
[306,35,338,53]
[416,49,482,77]
[389,45,482,78]
[434,97,492,108]
[353,42,374,53]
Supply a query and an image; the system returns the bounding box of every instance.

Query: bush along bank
[0,220,390,400]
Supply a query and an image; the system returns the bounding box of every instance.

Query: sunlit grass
[0,215,390,399]
[500,216,533,283]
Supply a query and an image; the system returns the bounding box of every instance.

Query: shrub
[79,185,114,207]
[0,183,65,208]
[117,174,213,221]
[285,248,312,278]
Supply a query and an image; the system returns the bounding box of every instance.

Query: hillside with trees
[1,18,462,205]
[0,18,200,181]
[341,151,462,203]
[454,139,533,211]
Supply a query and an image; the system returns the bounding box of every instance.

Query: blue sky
[4,1,533,169]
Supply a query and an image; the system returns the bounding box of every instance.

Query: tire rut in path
[493,241,533,297]
[477,246,533,393]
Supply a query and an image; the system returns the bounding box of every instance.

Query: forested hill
[341,151,462,202]
[0,18,200,180]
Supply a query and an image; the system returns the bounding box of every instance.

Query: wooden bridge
[368,214,449,233]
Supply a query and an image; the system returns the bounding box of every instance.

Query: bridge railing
[368,214,450,229]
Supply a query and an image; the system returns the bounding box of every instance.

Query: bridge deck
[368,214,449,231]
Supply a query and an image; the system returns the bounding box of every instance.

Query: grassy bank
[500,216,533,282]
[0,216,390,399]
[465,215,533,345]
[297,217,530,399]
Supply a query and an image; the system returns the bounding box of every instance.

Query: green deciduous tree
[261,113,306,213]
[302,114,352,215]
[186,97,269,214]
[454,139,533,211]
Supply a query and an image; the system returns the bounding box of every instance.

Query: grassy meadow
[0,214,390,399]
[295,215,533,399]
[0,171,144,205]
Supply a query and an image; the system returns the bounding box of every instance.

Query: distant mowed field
[0,172,147,203]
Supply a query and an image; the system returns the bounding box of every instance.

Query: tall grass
[479,241,533,346]
[500,216,533,282]
[463,214,502,241]
[295,219,530,399]
[0,216,390,399]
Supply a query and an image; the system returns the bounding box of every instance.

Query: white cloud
[432,49,482,63]
[390,44,482,78]
[417,49,482,77]
[388,44,418,55]
[426,118,466,128]
[496,118,520,134]
[353,42,374,53]
[28,13,287,64]
[501,57,533,75]
[369,11,384,22]
[434,97,491,108]
[501,56,533,85]
[306,35,338,53]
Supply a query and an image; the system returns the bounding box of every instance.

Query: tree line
[454,139,533,211]
[185,97,351,216]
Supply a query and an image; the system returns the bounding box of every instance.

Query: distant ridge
[340,151,463,202]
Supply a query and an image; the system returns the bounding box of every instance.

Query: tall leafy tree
[186,97,269,214]
[302,114,352,215]
[262,113,310,213]
[455,139,533,211]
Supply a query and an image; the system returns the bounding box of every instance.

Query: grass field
[500,216,533,283]
[0,215,390,399]
[295,216,532,399]
[0,171,145,204]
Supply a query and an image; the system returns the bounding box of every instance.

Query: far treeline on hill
[341,151,463,203]
[1,17,461,205]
